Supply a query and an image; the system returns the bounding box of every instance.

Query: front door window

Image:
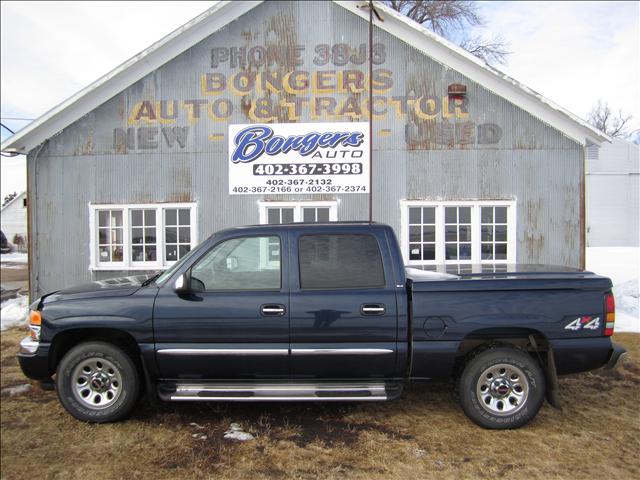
[190,236,281,291]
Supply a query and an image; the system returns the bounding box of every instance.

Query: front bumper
[17,336,52,381]
[19,337,39,355]
[605,342,627,369]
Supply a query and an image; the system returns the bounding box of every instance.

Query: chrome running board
[158,381,402,402]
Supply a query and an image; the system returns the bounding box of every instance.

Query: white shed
[1,191,28,250]
[586,139,640,247]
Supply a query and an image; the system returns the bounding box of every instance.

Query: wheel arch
[452,327,550,379]
[49,328,142,376]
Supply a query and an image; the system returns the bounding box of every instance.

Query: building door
[153,232,290,380]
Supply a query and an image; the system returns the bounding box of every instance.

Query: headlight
[28,310,42,341]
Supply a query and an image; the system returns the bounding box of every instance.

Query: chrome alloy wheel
[475,363,529,416]
[71,357,123,409]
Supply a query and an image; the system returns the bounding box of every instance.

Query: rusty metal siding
[29,0,582,297]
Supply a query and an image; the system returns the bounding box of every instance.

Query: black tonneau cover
[406,264,612,292]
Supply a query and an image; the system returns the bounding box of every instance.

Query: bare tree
[587,100,633,138]
[385,0,510,65]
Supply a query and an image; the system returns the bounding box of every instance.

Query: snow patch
[0,252,28,264]
[413,448,427,458]
[613,279,639,333]
[0,295,29,331]
[224,423,254,441]
[615,310,640,333]
[586,247,639,333]
[2,384,31,396]
[586,247,638,285]
[615,279,639,318]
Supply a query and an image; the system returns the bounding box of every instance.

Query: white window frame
[400,200,516,266]
[258,201,338,224]
[89,202,198,271]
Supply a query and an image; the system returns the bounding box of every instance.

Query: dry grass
[1,328,639,480]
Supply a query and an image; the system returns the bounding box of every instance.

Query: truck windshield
[155,245,201,286]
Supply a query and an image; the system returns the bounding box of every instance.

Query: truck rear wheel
[458,347,545,429]
[56,342,140,423]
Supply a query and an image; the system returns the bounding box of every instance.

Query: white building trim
[258,200,338,224]
[88,202,198,271]
[400,199,517,265]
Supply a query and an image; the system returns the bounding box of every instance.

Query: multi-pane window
[165,208,192,263]
[481,206,508,261]
[302,207,330,222]
[267,207,294,225]
[131,209,157,263]
[260,202,337,225]
[264,207,293,265]
[403,201,515,265]
[91,203,196,269]
[408,207,436,262]
[444,206,472,262]
[97,210,124,263]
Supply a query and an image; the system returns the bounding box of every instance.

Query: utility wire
[1,122,21,156]
[1,122,15,134]
[0,117,34,121]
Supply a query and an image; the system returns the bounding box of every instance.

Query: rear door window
[298,234,385,289]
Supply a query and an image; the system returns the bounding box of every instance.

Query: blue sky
[1,1,638,198]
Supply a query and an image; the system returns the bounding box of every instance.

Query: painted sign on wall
[228,122,370,195]
[113,40,504,153]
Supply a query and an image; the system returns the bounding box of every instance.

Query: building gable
[2,0,607,155]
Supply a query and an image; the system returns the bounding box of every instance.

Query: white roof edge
[2,0,608,153]
[1,0,263,153]
[336,1,609,146]
[0,191,27,212]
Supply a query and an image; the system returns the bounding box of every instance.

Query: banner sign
[228,122,370,195]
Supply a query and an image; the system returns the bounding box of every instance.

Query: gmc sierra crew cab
[18,223,626,429]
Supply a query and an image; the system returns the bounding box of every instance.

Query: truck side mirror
[173,273,189,294]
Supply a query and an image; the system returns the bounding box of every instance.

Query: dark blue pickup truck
[18,223,625,428]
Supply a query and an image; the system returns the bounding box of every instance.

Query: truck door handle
[361,304,386,315]
[260,304,286,316]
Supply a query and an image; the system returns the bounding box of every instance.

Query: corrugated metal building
[586,139,639,247]
[1,1,608,298]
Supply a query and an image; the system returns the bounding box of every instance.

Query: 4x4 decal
[564,316,601,331]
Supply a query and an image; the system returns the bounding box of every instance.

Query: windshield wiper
[141,273,161,287]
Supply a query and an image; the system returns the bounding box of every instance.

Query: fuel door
[423,316,448,338]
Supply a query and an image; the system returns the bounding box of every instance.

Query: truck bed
[406,264,613,380]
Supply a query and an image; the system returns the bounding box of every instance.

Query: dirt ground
[0,263,28,283]
[1,328,639,480]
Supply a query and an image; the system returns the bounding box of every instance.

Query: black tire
[56,342,140,423]
[458,347,545,429]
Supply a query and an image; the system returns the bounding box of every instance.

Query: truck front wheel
[458,347,545,429]
[56,342,140,423]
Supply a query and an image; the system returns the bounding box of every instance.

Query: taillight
[604,293,615,336]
